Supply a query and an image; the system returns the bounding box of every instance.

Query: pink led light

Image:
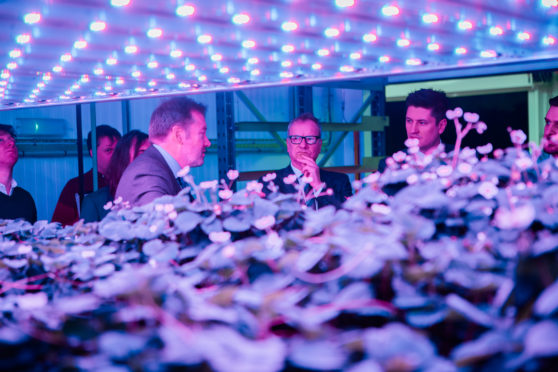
[106,57,118,65]
[480,49,497,58]
[250,69,261,76]
[147,60,158,68]
[166,73,175,79]
[422,13,439,23]
[80,75,90,83]
[311,63,322,70]
[74,40,87,49]
[517,32,531,41]
[211,54,223,61]
[9,49,22,58]
[397,38,410,47]
[282,44,295,53]
[111,0,131,7]
[232,13,250,25]
[340,65,355,72]
[281,60,293,67]
[176,4,195,16]
[542,0,557,7]
[197,34,212,44]
[281,21,298,32]
[363,33,377,42]
[135,87,146,92]
[543,36,556,45]
[242,40,256,48]
[71,84,80,90]
[64,90,72,95]
[185,64,196,71]
[350,52,362,59]
[94,67,104,75]
[90,21,106,32]
[16,34,31,44]
[219,67,230,73]
[381,5,400,16]
[53,65,63,72]
[458,20,473,30]
[7,62,17,70]
[317,48,330,56]
[125,45,138,54]
[406,58,422,65]
[60,53,72,62]
[170,49,183,58]
[280,71,294,78]
[455,47,467,55]
[198,75,207,82]
[148,80,157,87]
[0,81,7,86]
[379,55,390,62]
[116,77,124,85]
[324,27,340,38]
[24,12,41,24]
[427,43,440,51]
[132,70,141,78]
[489,26,504,36]
[37,82,45,88]
[228,77,240,83]
[147,28,163,38]
[32,89,39,94]
[247,57,259,64]
[335,0,355,7]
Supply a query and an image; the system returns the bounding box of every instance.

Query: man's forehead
[406,106,434,117]
[0,130,14,137]
[289,119,320,132]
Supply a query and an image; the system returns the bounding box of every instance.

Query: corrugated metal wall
[0,87,361,222]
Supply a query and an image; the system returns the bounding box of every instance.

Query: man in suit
[0,124,37,223]
[261,113,352,209]
[378,88,449,172]
[542,95,558,158]
[116,97,211,206]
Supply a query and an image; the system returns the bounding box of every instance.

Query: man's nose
[204,136,211,147]
[409,123,419,133]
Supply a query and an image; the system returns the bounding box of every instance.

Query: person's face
[543,106,558,156]
[91,136,118,175]
[406,106,447,154]
[0,130,18,169]
[176,110,211,168]
[286,119,322,169]
[129,138,150,163]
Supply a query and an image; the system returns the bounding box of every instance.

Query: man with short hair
[52,125,121,225]
[0,124,37,223]
[542,95,558,158]
[116,97,211,206]
[378,88,449,172]
[261,113,352,209]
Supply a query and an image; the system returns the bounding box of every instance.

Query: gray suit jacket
[115,145,181,206]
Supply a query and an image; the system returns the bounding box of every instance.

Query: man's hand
[298,154,322,189]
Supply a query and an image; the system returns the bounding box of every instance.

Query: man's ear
[172,125,185,144]
[438,118,447,135]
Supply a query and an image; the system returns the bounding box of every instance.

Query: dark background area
[384,91,529,155]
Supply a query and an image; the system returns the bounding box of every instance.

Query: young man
[378,88,449,172]
[261,113,352,209]
[542,95,558,158]
[0,124,37,223]
[52,125,121,225]
[115,97,211,206]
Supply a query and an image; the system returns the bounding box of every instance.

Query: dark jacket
[115,145,181,206]
[260,166,353,209]
[0,186,37,223]
[80,186,112,223]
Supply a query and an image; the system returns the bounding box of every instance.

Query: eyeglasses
[287,135,321,145]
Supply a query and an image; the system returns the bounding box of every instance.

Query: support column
[216,91,236,190]
[369,88,386,157]
[90,102,98,191]
[76,104,85,203]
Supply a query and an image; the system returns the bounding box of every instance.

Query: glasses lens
[289,135,302,144]
[306,136,317,144]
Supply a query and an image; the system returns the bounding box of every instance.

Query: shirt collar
[290,163,303,178]
[0,178,17,196]
[153,144,182,177]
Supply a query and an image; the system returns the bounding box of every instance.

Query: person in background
[260,113,352,209]
[378,88,449,172]
[116,97,211,206]
[0,124,37,223]
[81,130,149,222]
[542,95,558,158]
[52,125,121,225]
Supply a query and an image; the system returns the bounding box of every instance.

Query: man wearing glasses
[261,113,352,209]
